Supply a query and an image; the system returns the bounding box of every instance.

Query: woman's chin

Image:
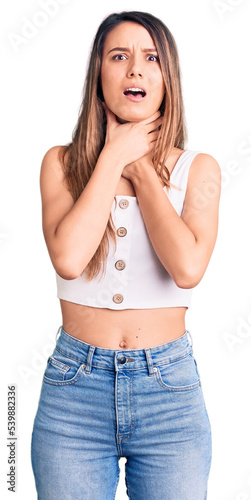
[115,112,148,124]
[116,115,129,124]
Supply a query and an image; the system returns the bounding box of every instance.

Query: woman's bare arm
[40,111,162,279]
[40,146,125,280]
[123,153,221,288]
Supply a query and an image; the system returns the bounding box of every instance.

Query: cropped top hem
[57,291,192,309]
[56,149,203,310]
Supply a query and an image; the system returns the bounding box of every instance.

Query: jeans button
[118,356,127,364]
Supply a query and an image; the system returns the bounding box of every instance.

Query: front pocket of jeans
[153,353,201,392]
[43,350,86,386]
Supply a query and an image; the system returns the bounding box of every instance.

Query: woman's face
[100,22,165,123]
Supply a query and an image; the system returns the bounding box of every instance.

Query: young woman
[31,11,221,500]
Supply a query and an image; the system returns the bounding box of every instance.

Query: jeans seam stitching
[49,356,70,372]
[55,346,85,364]
[154,367,201,392]
[43,364,86,386]
[155,348,193,367]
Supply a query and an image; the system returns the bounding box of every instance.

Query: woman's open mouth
[123,87,147,102]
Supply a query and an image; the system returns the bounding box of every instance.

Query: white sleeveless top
[56,150,202,309]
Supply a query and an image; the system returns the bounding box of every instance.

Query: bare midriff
[59,299,187,349]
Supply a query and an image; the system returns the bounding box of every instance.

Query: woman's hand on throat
[121,152,156,182]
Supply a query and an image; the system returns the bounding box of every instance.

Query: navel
[119,340,127,348]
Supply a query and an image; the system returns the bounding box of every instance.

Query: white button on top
[113,294,124,304]
[117,227,127,237]
[115,260,126,271]
[119,199,129,209]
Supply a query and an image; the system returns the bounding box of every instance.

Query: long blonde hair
[58,11,188,281]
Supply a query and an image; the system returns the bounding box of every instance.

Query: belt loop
[55,325,62,341]
[144,348,155,376]
[187,330,193,348]
[85,345,96,374]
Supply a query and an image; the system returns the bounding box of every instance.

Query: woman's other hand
[121,152,156,182]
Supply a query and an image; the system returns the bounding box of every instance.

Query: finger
[148,139,160,154]
[148,131,160,144]
[139,111,162,126]
[147,140,157,154]
[146,116,163,134]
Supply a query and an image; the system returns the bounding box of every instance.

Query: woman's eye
[113,54,127,61]
[147,55,159,62]
[147,55,159,61]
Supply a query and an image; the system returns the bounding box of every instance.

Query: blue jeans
[31,326,212,499]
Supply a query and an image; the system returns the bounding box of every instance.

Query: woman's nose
[127,58,143,78]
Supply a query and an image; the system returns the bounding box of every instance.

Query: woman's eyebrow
[107,47,158,55]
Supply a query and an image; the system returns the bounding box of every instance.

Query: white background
[1,0,251,498]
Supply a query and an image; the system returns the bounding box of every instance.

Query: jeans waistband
[54,326,194,376]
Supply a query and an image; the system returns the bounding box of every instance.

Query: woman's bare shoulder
[40,145,74,208]
[189,152,221,180]
[40,145,66,183]
[185,152,221,211]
